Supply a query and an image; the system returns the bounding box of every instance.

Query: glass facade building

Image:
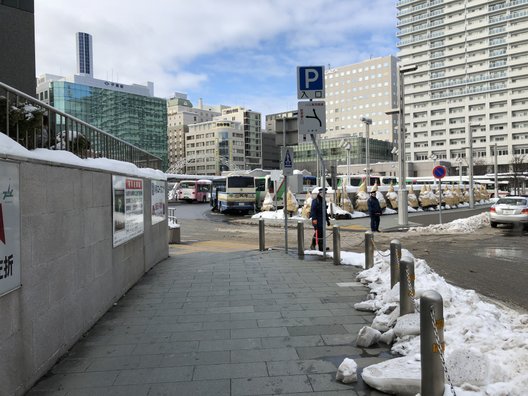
[47,81,167,167]
[292,136,393,175]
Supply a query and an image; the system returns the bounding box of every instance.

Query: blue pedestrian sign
[297,66,325,99]
[432,165,447,179]
[283,148,294,176]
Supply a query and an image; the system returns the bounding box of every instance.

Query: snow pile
[409,212,490,233]
[341,249,528,396]
[306,213,527,395]
[253,205,368,220]
[251,210,304,221]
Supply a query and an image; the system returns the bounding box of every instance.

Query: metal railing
[0,81,163,170]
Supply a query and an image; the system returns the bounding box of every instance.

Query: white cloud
[35,0,397,113]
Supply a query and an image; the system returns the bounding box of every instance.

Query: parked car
[489,196,528,230]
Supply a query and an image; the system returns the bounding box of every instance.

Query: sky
[34,0,398,116]
[2,134,526,395]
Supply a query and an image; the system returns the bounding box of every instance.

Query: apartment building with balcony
[324,56,400,143]
[397,0,528,172]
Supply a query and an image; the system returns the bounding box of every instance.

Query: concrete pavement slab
[28,248,393,395]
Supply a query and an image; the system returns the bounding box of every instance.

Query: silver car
[490,196,528,230]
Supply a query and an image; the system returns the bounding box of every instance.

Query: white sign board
[270,170,282,182]
[297,66,325,99]
[298,100,326,135]
[112,176,144,247]
[283,148,294,176]
[0,161,21,296]
[151,180,166,225]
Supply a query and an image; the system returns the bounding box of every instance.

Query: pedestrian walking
[310,188,330,251]
[367,190,382,232]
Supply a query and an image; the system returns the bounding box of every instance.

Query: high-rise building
[0,0,35,95]
[218,107,262,170]
[166,93,225,173]
[76,32,93,77]
[397,0,528,171]
[324,56,399,142]
[185,120,244,175]
[36,33,167,167]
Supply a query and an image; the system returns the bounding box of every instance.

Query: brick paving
[27,248,392,395]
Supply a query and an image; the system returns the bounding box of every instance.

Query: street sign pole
[432,165,447,225]
[438,178,442,224]
[283,147,294,254]
[283,119,288,254]
[297,65,327,258]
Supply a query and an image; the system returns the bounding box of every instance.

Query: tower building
[76,32,93,77]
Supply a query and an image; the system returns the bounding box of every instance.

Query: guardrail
[0,81,162,169]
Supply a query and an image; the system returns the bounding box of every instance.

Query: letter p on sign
[297,66,325,99]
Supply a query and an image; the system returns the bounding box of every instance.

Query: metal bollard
[399,258,415,316]
[365,231,374,269]
[420,290,445,396]
[259,218,265,251]
[390,239,401,288]
[333,225,340,266]
[297,221,304,257]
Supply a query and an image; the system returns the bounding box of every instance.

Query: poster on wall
[112,175,144,247]
[151,180,166,225]
[0,161,21,296]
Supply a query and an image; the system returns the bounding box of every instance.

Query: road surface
[170,202,527,313]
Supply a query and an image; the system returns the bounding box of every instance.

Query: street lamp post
[394,64,417,228]
[456,156,463,186]
[468,123,480,209]
[345,142,351,189]
[493,142,498,198]
[281,116,288,253]
[429,154,438,187]
[360,116,372,189]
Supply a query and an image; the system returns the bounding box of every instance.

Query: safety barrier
[259,218,265,251]
[366,233,456,396]
[168,207,180,244]
[255,220,456,395]
[332,225,341,265]
[297,221,304,257]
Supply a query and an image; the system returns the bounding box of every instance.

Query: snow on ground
[251,210,305,221]
[252,207,368,220]
[306,215,528,396]
[409,212,490,233]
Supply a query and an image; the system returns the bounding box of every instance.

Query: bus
[176,179,212,203]
[211,176,227,210]
[215,175,256,214]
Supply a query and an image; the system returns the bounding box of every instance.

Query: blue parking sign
[297,66,325,99]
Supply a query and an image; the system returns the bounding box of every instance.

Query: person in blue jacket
[310,188,330,251]
[367,190,382,232]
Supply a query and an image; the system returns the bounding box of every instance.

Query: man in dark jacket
[310,188,330,251]
[367,190,382,232]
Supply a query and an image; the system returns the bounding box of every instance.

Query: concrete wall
[0,159,168,396]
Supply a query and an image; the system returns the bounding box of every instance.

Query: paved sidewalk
[28,247,392,396]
